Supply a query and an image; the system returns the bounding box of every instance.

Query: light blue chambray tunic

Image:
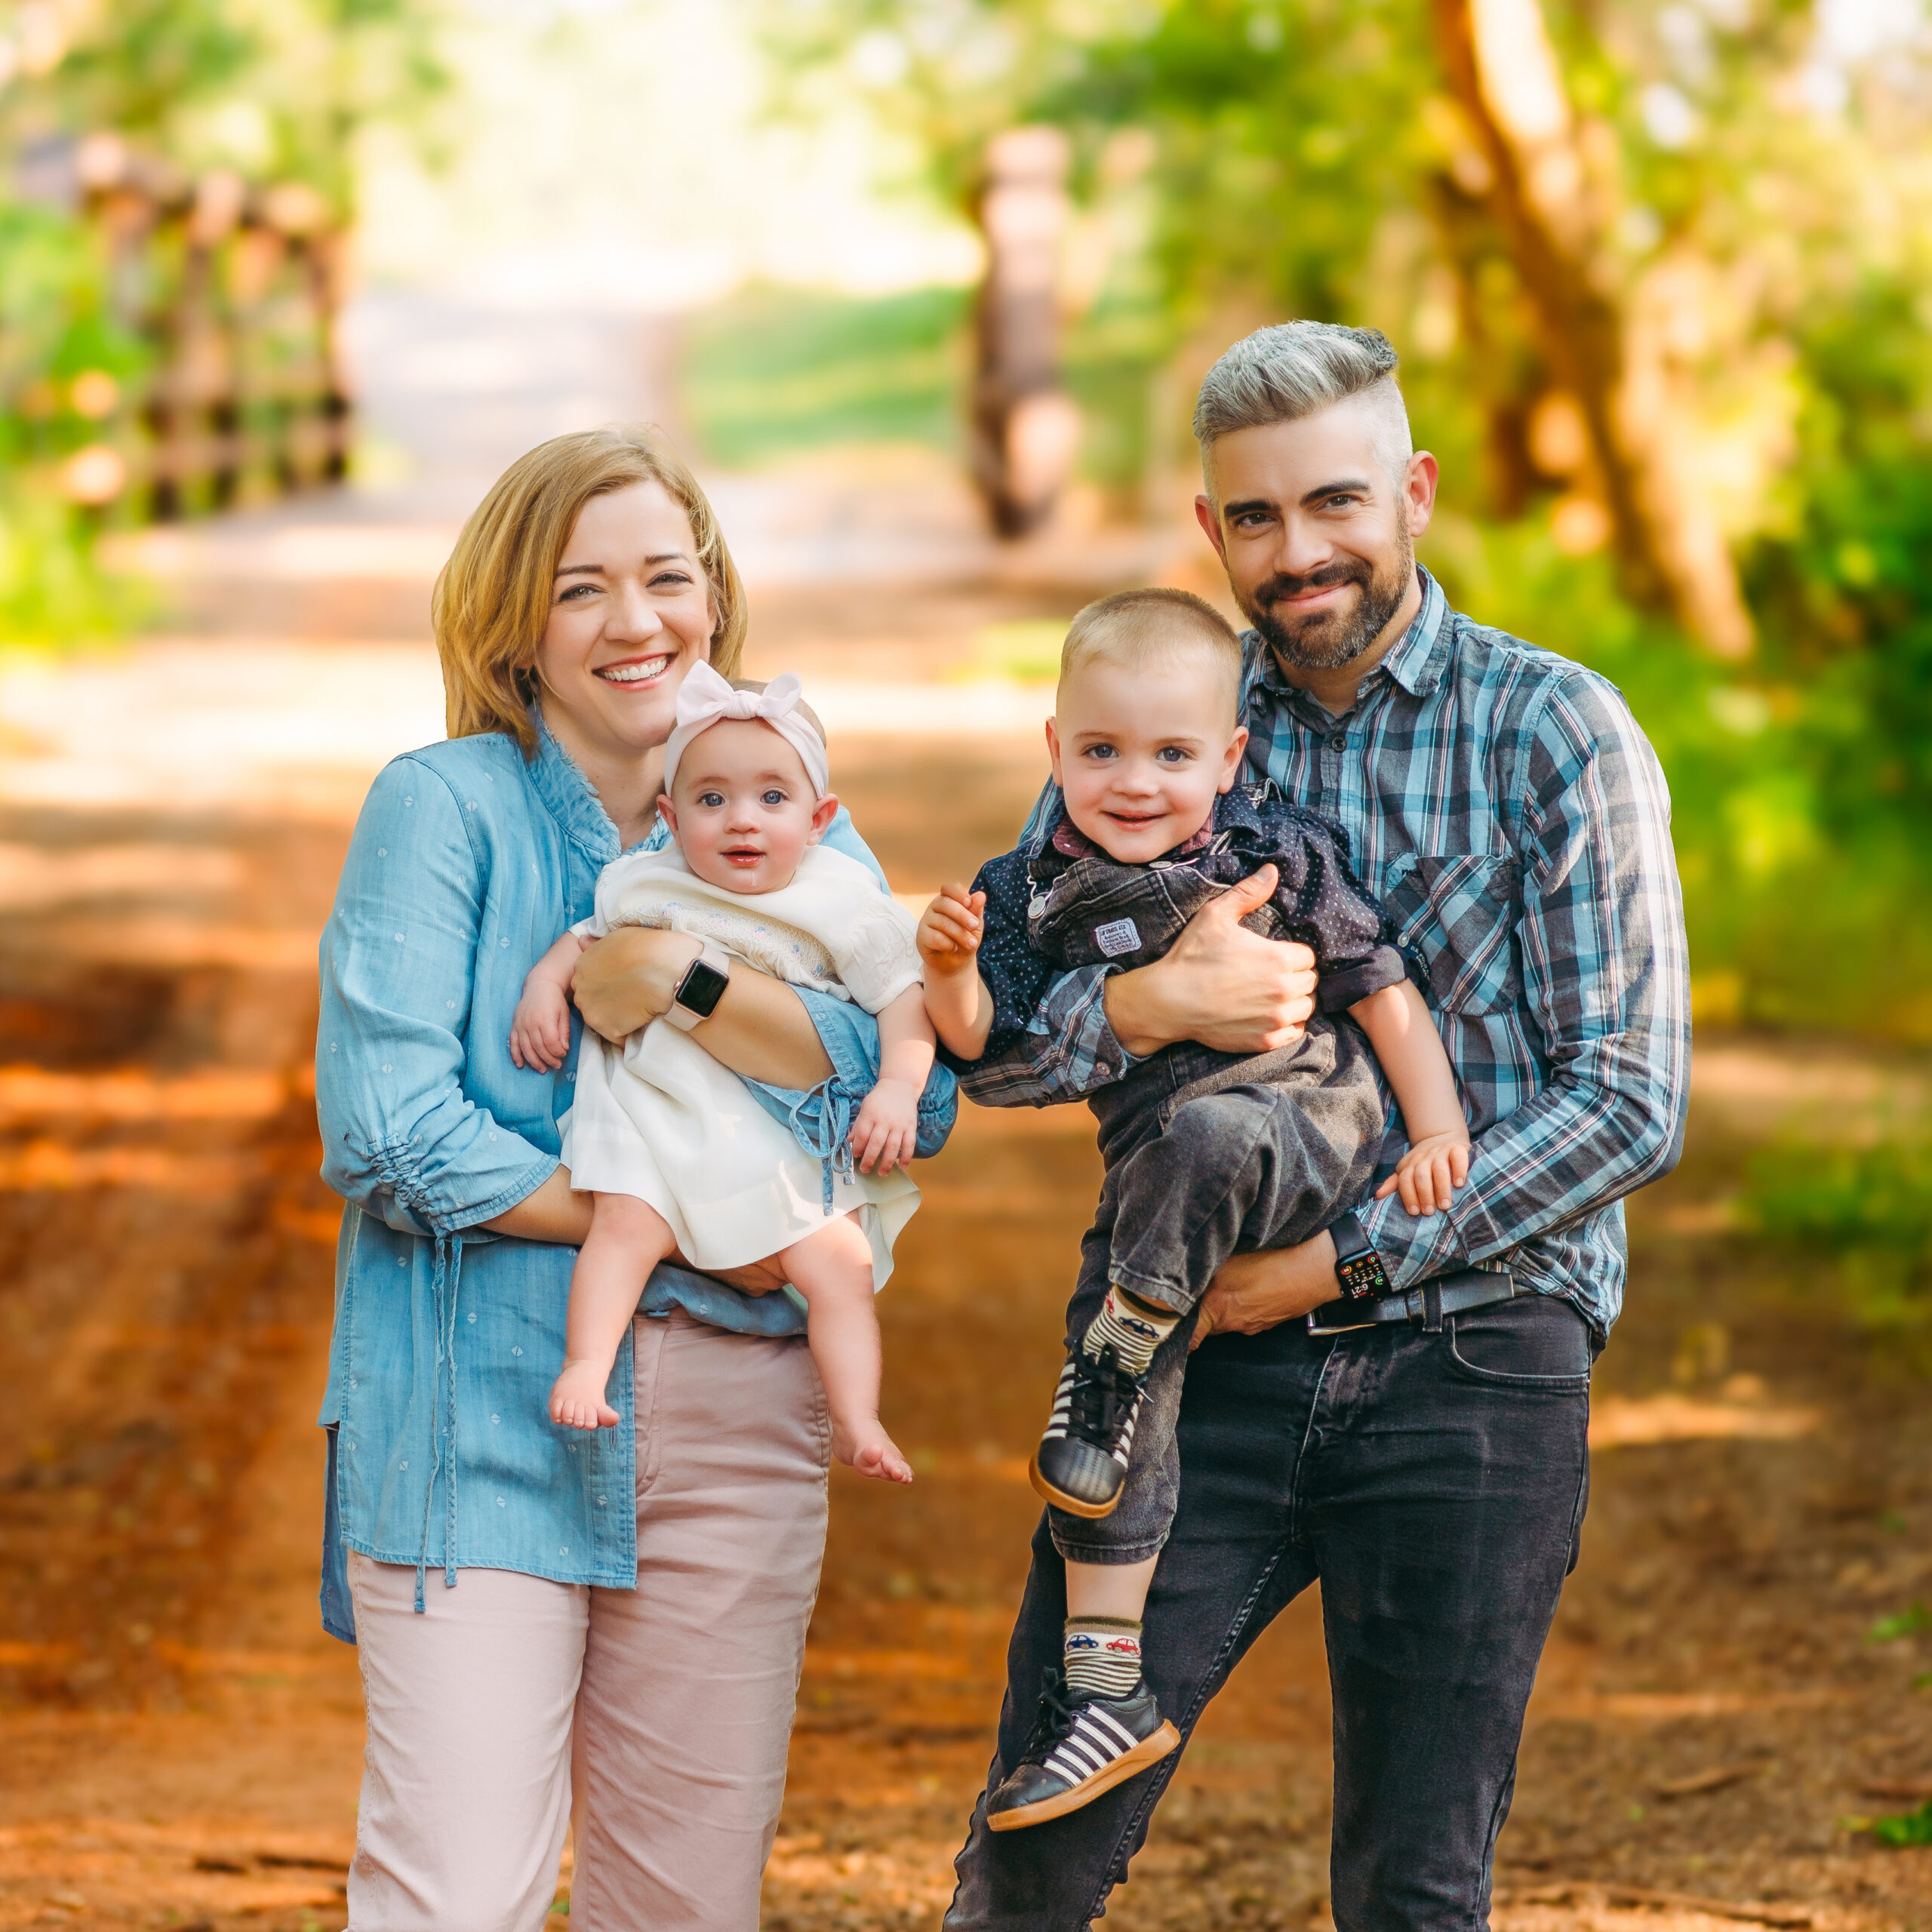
[314,720,953,1641]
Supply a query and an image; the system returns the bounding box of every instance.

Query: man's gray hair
[1193,323,1410,475]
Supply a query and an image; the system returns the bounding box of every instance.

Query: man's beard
[1241,518,1414,672]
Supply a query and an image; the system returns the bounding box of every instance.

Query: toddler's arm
[850,986,936,1177]
[1350,980,1471,1217]
[510,931,589,1072]
[917,884,995,1060]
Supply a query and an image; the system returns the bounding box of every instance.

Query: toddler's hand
[851,1076,920,1176]
[918,884,986,974]
[1375,1131,1471,1217]
[510,983,572,1072]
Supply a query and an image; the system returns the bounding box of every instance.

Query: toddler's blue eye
[1156,746,1192,762]
[761,789,787,806]
[1085,744,1117,760]
[697,790,724,808]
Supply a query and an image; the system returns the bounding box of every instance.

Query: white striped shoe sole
[986,1717,1180,1832]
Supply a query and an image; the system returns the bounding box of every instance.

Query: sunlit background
[1,0,1930,1926]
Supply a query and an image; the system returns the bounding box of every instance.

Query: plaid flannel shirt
[961,568,1690,1334]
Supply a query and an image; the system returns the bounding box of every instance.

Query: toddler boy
[919,588,1469,1829]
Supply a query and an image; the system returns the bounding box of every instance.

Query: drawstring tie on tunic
[768,1078,861,1212]
[414,1232,466,1614]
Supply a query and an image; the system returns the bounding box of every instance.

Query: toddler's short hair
[1059,588,1244,719]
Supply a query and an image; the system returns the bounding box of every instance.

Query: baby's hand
[917,884,986,974]
[510,982,572,1072]
[851,1076,920,1176]
[1375,1131,1471,1217]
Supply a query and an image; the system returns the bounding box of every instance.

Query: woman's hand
[1103,866,1318,1059]
[571,928,702,1043]
[1189,1231,1340,1350]
[571,928,835,1090]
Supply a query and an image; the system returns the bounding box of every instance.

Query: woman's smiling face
[535,480,714,761]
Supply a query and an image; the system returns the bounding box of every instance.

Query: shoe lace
[1066,1343,1140,1447]
[1020,1666,1081,1763]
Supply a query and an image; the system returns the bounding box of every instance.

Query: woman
[315,426,946,1930]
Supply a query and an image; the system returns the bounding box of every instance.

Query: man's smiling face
[1196,395,1437,682]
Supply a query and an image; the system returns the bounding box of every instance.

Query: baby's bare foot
[832,1420,913,1484]
[549,1361,619,1432]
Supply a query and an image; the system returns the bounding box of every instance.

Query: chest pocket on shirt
[1380,852,1522,1014]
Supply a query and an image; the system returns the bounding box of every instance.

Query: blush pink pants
[345,1311,831,1931]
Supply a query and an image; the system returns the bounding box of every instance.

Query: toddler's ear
[1217,724,1251,793]
[807,792,841,844]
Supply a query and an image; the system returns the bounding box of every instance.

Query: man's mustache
[1252,559,1372,609]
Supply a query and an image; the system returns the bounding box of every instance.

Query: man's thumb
[1210,863,1278,919]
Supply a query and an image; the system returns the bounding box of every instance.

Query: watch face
[678,958,730,1020]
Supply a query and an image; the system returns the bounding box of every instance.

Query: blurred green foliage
[1869,1800,1932,1848]
[768,0,1932,1041]
[1739,1137,1932,1341]
[683,285,969,466]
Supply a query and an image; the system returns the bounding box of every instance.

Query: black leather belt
[1306,1267,1516,1336]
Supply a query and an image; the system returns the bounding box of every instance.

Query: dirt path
[1,441,1927,1930]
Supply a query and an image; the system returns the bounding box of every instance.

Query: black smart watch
[1327,1210,1392,1305]
[665,943,731,1032]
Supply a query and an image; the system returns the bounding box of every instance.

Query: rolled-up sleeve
[1356,671,1690,1283]
[316,757,557,1236]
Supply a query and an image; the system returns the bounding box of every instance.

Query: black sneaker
[986,1667,1180,1832]
[1029,1343,1145,1518]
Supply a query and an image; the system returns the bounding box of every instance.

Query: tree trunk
[1429,0,1754,657]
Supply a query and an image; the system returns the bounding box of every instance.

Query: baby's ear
[807,792,840,844]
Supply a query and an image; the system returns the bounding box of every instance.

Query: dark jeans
[1056,1017,1386,1565]
[946,1293,1595,1932]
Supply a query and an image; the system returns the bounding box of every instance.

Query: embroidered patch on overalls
[1093,918,1142,956]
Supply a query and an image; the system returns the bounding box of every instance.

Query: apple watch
[1327,1209,1392,1305]
[663,943,731,1032]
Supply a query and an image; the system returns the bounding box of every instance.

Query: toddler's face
[1048,651,1248,864]
[660,718,837,894]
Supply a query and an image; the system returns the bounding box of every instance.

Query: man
[943,322,1690,1932]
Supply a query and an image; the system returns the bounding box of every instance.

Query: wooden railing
[40,134,350,522]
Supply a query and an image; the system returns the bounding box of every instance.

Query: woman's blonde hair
[433,426,748,756]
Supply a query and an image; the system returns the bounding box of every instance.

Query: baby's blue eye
[761,788,787,806]
[697,790,724,808]
[1156,746,1192,763]
[1085,744,1117,761]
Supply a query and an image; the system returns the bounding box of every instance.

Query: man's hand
[1103,865,1318,1060]
[571,927,702,1043]
[1190,1230,1340,1349]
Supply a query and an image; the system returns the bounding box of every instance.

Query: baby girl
[509,665,934,1482]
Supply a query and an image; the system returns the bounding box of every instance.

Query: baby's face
[660,718,837,894]
[1048,652,1248,864]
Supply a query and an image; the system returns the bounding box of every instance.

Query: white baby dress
[560,842,924,1291]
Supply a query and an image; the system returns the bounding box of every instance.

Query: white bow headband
[660,663,829,802]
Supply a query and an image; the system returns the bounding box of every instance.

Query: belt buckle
[1306,1303,1386,1336]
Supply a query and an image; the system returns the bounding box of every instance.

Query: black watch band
[1327,1210,1392,1305]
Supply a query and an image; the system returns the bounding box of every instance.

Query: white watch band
[663,943,731,1032]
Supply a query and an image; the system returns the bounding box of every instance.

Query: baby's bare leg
[781,1217,911,1484]
[551,1193,675,1431]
